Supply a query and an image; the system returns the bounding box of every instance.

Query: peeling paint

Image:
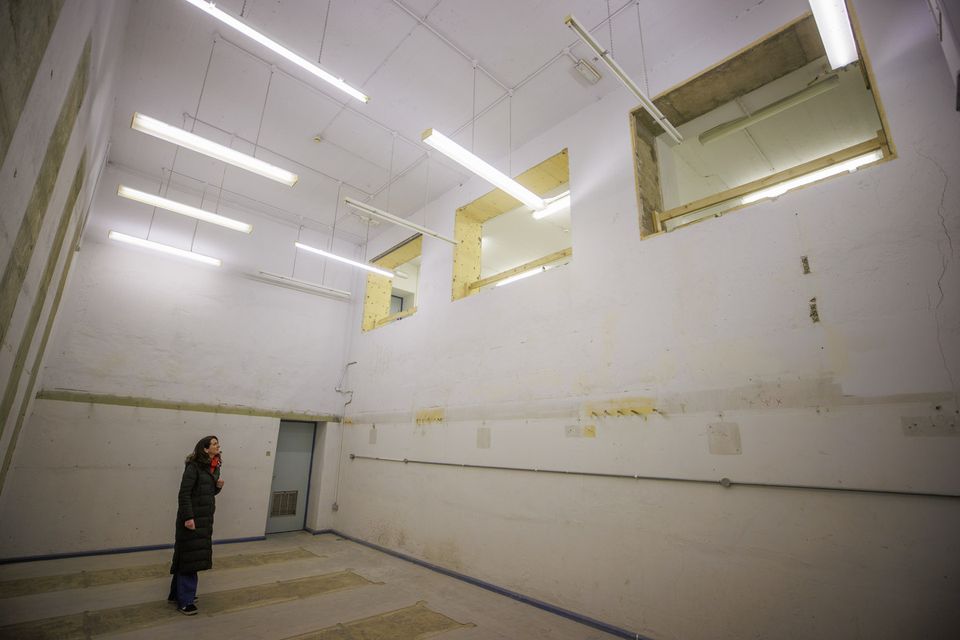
[415,407,444,424]
[583,397,658,419]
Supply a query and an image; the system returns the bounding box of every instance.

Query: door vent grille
[270,490,298,517]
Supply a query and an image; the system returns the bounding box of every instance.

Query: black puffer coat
[170,458,221,574]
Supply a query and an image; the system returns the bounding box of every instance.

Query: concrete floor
[0,531,620,639]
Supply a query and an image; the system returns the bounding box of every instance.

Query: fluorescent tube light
[421,128,546,210]
[294,242,394,278]
[661,197,740,232]
[108,230,221,266]
[564,14,683,144]
[252,271,351,300]
[809,0,859,69]
[741,150,883,204]
[531,192,571,220]
[131,113,299,186]
[699,75,840,145]
[117,185,252,233]
[343,197,456,244]
[495,266,549,287]
[183,0,369,103]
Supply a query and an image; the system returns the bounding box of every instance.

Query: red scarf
[209,454,221,475]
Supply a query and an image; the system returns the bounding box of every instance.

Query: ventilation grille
[270,490,298,517]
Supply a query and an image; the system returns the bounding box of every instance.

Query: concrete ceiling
[100,0,649,275]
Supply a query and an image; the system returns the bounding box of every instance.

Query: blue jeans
[168,572,198,607]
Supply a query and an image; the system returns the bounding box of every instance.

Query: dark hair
[186,435,220,464]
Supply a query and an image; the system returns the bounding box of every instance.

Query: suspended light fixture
[495,265,551,287]
[182,0,369,103]
[531,192,571,220]
[294,242,394,278]
[108,230,221,266]
[117,185,252,233]
[421,128,546,210]
[663,150,884,231]
[741,150,883,204]
[699,75,840,145]
[808,0,859,70]
[564,14,683,144]
[343,197,455,245]
[131,113,299,186]
[251,271,351,300]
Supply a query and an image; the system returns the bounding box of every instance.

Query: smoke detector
[571,58,601,85]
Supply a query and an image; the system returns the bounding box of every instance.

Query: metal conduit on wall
[348,454,960,499]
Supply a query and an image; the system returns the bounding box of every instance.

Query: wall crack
[917,149,958,409]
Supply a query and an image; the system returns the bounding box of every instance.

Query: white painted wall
[42,234,351,412]
[0,401,278,556]
[327,1,960,638]
[0,0,129,504]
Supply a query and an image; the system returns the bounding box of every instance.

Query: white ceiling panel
[423,0,619,88]
[358,25,476,142]
[194,39,273,142]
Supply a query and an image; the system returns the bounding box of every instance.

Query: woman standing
[168,435,224,615]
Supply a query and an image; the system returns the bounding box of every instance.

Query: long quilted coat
[170,458,221,574]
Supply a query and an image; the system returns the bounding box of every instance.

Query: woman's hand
[184,519,196,530]
[216,478,224,489]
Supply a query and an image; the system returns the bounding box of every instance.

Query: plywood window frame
[362,234,422,331]
[451,148,571,301]
[630,4,895,237]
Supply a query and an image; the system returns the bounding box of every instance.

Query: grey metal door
[266,420,316,534]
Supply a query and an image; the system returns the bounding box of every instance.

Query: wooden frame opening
[630,4,895,237]
[451,149,571,300]
[362,235,422,331]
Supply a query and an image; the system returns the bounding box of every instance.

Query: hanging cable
[635,0,649,95]
[293,224,303,277]
[471,62,478,152]
[146,168,164,240]
[254,68,274,158]
[189,186,206,251]
[606,0,615,57]
[422,152,431,227]
[322,182,343,285]
[150,39,216,242]
[386,133,396,212]
[363,218,371,262]
[318,0,332,64]
[508,91,513,176]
